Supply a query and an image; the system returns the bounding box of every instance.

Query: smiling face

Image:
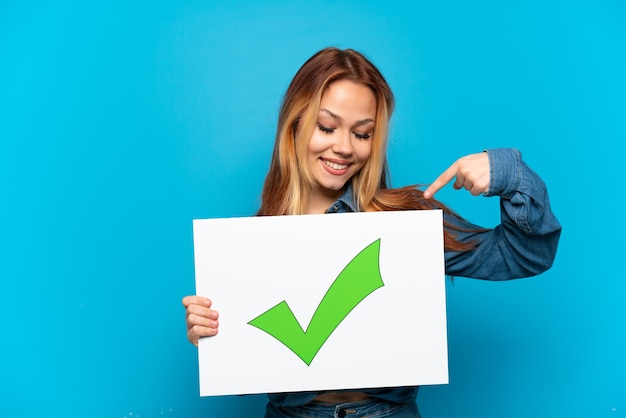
[305,79,377,213]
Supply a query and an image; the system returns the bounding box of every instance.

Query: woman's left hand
[423,152,490,199]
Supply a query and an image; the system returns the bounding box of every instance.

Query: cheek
[355,141,373,164]
[306,132,325,156]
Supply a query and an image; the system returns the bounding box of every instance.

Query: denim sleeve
[444,148,562,280]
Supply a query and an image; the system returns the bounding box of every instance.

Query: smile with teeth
[322,159,350,170]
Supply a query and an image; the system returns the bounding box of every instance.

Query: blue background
[1,1,624,417]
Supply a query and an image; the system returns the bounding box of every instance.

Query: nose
[331,130,353,156]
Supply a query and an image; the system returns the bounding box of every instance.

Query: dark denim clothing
[266,399,420,418]
[266,148,561,415]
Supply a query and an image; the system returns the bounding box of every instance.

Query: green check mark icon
[247,239,384,366]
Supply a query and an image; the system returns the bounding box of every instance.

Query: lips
[321,158,351,174]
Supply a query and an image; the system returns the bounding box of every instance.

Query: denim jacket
[268,148,562,407]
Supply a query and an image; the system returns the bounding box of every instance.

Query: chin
[323,180,349,191]
[315,181,347,195]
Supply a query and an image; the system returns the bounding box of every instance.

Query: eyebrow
[320,108,375,127]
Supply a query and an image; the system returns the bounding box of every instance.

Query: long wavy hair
[258,47,477,252]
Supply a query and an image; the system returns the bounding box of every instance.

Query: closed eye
[317,123,335,134]
[354,132,372,140]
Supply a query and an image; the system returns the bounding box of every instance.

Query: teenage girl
[183,47,561,418]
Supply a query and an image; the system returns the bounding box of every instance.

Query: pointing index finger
[424,162,458,199]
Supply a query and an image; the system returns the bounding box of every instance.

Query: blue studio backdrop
[1,1,624,417]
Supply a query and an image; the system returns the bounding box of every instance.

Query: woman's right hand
[182,296,220,347]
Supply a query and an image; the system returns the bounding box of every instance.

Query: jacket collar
[326,183,358,213]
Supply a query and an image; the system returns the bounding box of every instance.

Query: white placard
[192,210,448,396]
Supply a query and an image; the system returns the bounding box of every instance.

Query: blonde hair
[258,47,393,215]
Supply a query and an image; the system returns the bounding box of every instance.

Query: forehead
[320,80,376,120]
